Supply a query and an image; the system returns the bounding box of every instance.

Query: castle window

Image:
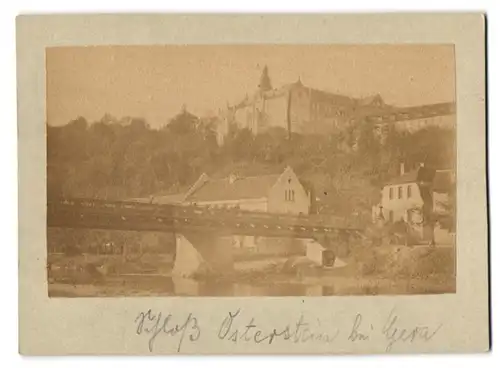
[389,187,394,200]
[389,210,394,223]
[398,186,403,199]
[407,185,412,198]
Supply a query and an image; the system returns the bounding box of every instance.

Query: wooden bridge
[47,198,363,240]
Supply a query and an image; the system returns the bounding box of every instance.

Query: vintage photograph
[46,45,457,297]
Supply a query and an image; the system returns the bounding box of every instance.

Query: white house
[372,163,455,243]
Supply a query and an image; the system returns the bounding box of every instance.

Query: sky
[46,45,456,128]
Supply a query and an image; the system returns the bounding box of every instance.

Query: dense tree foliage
[47,111,455,220]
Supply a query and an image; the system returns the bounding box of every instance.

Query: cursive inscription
[132,307,444,353]
[218,309,339,345]
[135,309,201,352]
[347,313,372,342]
[381,308,442,352]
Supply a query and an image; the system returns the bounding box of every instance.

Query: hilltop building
[369,102,456,144]
[216,66,456,145]
[216,66,388,144]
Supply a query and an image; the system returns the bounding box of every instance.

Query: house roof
[385,167,455,193]
[385,169,420,185]
[385,167,436,186]
[185,174,281,202]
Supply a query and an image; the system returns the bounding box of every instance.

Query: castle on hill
[215,66,455,145]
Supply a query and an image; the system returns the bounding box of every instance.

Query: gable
[271,167,308,197]
[385,167,436,186]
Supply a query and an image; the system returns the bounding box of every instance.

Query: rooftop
[186,173,282,202]
[363,102,456,124]
[229,80,385,111]
[385,166,455,192]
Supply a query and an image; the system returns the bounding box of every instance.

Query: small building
[372,163,455,244]
[182,166,312,253]
[183,166,311,215]
[132,167,313,255]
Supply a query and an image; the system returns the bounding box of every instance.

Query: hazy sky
[46,45,455,128]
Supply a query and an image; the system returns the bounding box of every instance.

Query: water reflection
[48,273,456,297]
[136,275,326,296]
[48,274,344,297]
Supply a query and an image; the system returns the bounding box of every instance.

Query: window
[398,186,403,199]
[285,189,295,202]
[389,210,394,223]
[389,187,394,200]
[407,185,412,198]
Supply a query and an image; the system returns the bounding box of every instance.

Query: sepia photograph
[45,44,457,297]
[16,13,489,356]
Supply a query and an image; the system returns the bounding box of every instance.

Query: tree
[47,109,455,228]
[165,107,199,136]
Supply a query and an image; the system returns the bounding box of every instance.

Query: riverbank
[47,243,456,297]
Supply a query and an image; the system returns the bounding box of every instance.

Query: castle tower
[258,65,272,93]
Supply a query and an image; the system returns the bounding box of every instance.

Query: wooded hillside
[47,110,455,219]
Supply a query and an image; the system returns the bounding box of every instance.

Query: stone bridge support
[172,232,234,278]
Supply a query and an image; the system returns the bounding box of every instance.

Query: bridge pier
[172,232,234,278]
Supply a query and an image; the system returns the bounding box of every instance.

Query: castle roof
[362,102,456,124]
[308,88,356,106]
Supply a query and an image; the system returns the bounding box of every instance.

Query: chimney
[400,162,405,176]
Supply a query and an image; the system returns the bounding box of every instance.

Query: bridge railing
[47,197,363,230]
